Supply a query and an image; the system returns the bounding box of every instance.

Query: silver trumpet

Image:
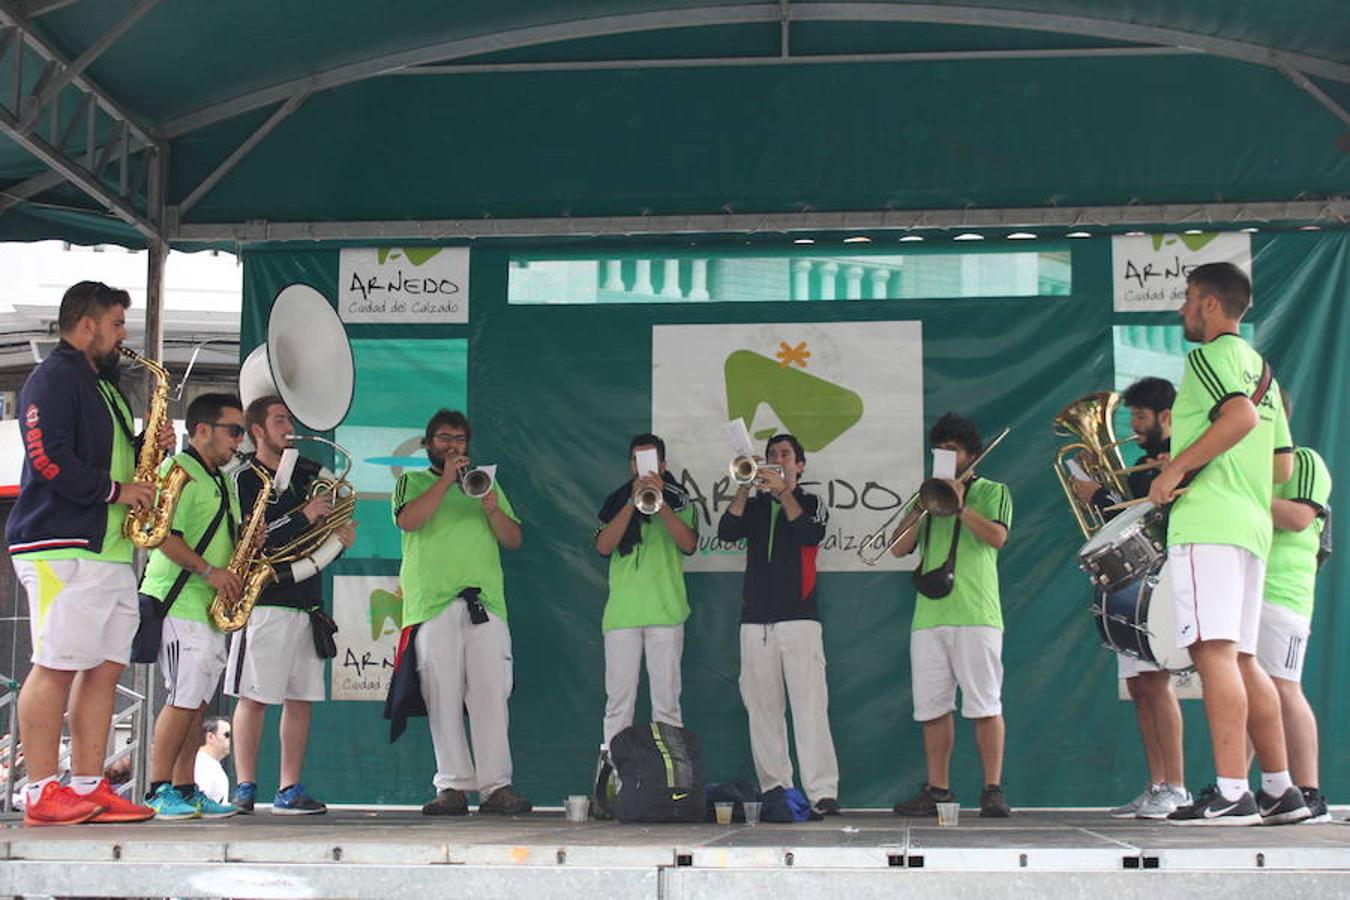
[729,455,784,487]
[634,483,664,515]
[461,466,494,499]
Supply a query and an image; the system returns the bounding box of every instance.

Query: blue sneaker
[272,783,327,816]
[145,784,200,820]
[186,788,239,819]
[232,781,257,814]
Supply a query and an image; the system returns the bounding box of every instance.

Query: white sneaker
[1109,786,1154,818]
[1137,783,1190,819]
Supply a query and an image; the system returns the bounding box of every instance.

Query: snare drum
[1077,501,1167,592]
[1092,558,1194,673]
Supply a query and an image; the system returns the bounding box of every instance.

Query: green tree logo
[724,346,863,452]
[376,248,444,266]
[1150,233,1220,253]
[368,587,403,640]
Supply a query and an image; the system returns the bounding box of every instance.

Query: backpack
[609,722,706,823]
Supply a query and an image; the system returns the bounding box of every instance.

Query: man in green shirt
[1256,395,1333,823]
[394,409,530,816]
[141,393,246,821]
[891,413,1013,819]
[1148,262,1308,826]
[594,433,698,748]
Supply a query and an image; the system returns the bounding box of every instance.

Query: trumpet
[857,426,1011,566]
[461,466,494,499]
[634,483,663,515]
[729,455,784,487]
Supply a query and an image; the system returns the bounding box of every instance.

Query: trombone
[857,426,1011,566]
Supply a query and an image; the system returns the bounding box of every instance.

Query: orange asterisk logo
[775,341,810,368]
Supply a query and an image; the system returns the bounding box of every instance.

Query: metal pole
[3,677,17,813]
[144,236,167,360]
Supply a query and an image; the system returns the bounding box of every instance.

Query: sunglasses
[209,423,246,438]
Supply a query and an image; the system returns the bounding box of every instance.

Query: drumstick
[1102,488,1188,513]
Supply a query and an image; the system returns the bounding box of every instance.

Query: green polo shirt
[602,504,697,633]
[392,469,519,627]
[27,379,135,564]
[1166,334,1291,560]
[912,478,1012,631]
[1264,447,1331,619]
[139,449,241,625]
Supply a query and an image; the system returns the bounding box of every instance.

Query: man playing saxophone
[141,393,247,820]
[226,395,356,815]
[5,281,168,825]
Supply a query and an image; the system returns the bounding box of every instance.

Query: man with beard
[393,409,530,816]
[1149,262,1308,826]
[6,281,162,826]
[227,395,356,815]
[1072,378,1191,819]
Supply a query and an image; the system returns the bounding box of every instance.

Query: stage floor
[2,807,1347,898]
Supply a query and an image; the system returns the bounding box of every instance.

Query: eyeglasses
[430,433,468,445]
[210,423,246,438]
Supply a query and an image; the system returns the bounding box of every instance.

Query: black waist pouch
[309,606,339,659]
[911,518,961,600]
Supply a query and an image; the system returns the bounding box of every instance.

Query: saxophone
[208,459,276,633]
[120,347,190,549]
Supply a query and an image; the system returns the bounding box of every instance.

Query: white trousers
[416,601,514,796]
[738,621,840,803]
[603,624,684,746]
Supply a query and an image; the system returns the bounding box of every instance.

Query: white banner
[338,247,469,324]
[653,321,924,572]
[1112,232,1251,312]
[330,574,403,701]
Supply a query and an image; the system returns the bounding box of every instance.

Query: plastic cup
[742,801,762,825]
[936,801,959,827]
[564,794,590,823]
[714,802,734,825]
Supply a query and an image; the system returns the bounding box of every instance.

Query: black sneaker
[980,784,1011,818]
[272,783,328,816]
[812,797,842,816]
[1166,785,1261,826]
[478,784,532,815]
[1299,787,1331,824]
[1256,786,1311,825]
[892,783,954,817]
[421,788,469,816]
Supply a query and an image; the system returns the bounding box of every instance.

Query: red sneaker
[22,781,104,826]
[84,779,157,823]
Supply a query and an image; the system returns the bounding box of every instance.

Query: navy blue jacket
[5,341,136,555]
[717,488,828,624]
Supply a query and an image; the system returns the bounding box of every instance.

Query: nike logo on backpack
[672,792,689,801]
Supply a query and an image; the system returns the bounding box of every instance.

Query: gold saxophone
[208,459,276,633]
[120,347,189,549]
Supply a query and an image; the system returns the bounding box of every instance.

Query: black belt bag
[911,518,961,600]
[130,501,227,664]
[308,606,339,659]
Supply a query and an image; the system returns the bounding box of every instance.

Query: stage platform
[2,807,1347,898]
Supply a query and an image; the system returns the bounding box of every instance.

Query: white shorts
[1167,544,1264,654]
[159,616,227,709]
[13,558,137,671]
[1256,602,1311,682]
[1117,651,1161,679]
[225,606,326,704]
[910,626,1003,721]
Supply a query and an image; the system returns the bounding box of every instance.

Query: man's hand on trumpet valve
[757,467,788,496]
[301,493,335,524]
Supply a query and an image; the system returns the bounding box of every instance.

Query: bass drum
[1093,558,1194,673]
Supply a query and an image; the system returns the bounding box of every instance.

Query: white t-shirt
[194,749,229,803]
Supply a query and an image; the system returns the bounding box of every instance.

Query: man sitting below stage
[1073,377,1191,820]
[890,413,1013,819]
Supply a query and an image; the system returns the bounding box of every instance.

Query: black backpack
[609,722,705,823]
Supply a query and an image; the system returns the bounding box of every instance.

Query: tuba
[120,348,189,549]
[208,458,274,632]
[215,284,357,631]
[1053,391,1135,538]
